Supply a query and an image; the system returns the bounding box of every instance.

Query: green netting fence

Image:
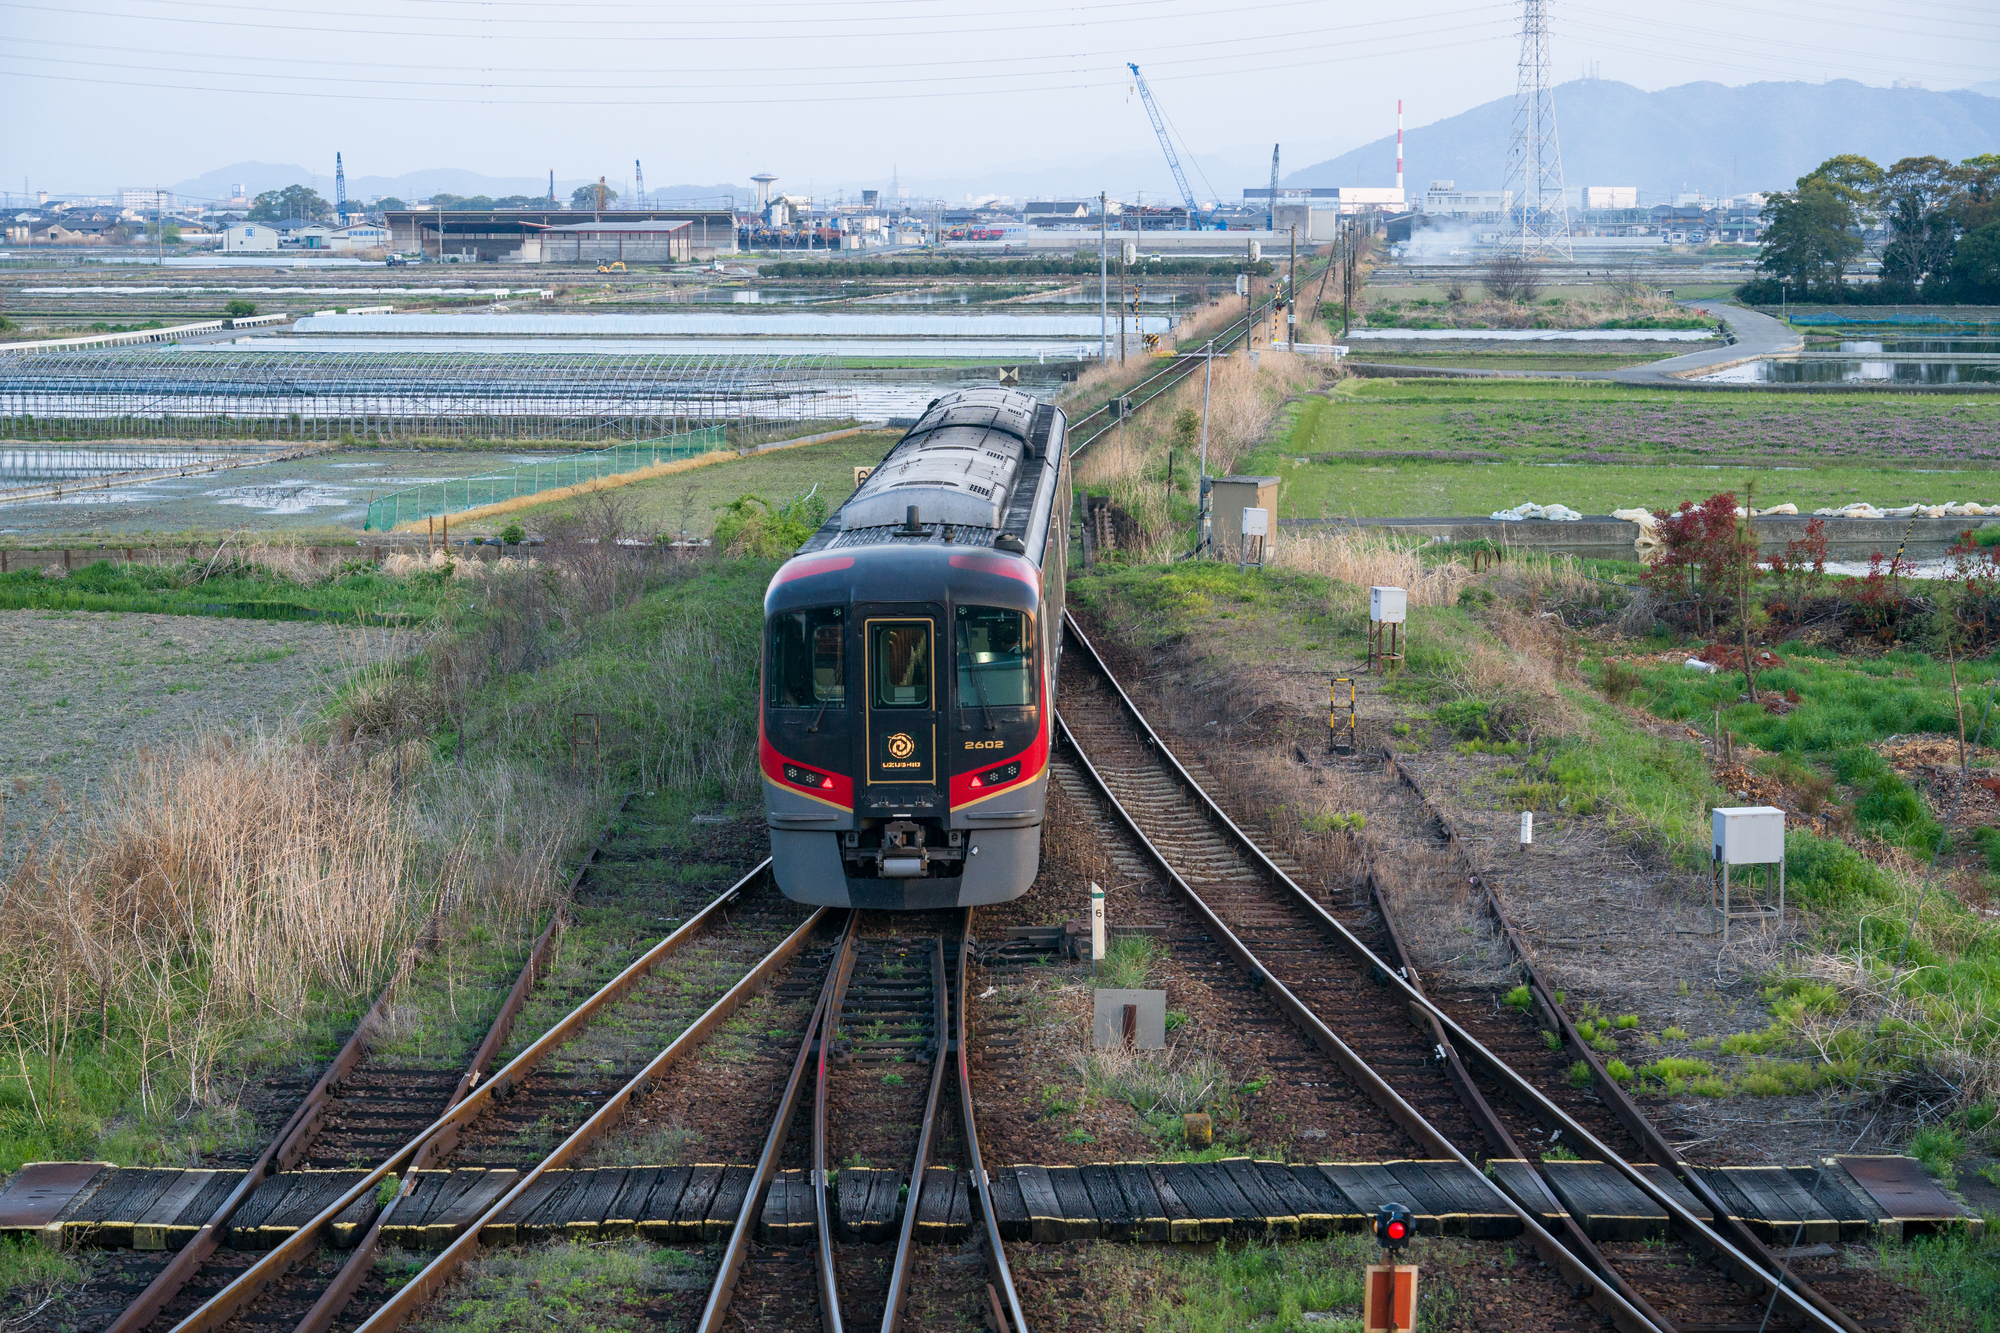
[363,425,728,531]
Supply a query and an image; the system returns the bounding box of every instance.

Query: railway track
[700,908,1028,1333]
[114,801,812,1333]
[1055,610,1876,1333]
[1065,290,1289,457]
[65,799,633,1333]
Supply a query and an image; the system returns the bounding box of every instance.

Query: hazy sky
[4,0,1993,203]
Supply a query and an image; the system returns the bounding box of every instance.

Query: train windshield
[955,606,1034,708]
[768,608,846,707]
[870,621,932,708]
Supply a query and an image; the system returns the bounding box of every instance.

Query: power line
[0,5,1512,79]
[0,30,1516,106]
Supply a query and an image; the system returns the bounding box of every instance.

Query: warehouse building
[528,220,692,264]
[383,208,735,260]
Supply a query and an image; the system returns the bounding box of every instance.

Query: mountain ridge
[1284,79,2000,200]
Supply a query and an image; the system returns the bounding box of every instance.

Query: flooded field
[0,447,555,537]
[1705,357,2000,385]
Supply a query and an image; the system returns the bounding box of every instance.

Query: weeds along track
[74,801,633,1333]
[142,807,816,1333]
[700,908,1027,1333]
[1056,611,1870,1333]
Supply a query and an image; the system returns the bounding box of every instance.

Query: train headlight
[783,763,834,790]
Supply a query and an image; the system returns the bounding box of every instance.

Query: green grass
[1347,351,1659,370]
[0,1234,86,1316]
[1871,1216,2000,1332]
[393,1238,710,1333]
[0,558,450,624]
[454,431,900,539]
[1237,380,2000,520]
[1099,935,1161,990]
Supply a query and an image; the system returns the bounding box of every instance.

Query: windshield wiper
[957,616,997,733]
[808,697,835,733]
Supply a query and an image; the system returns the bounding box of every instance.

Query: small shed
[1209,475,1279,559]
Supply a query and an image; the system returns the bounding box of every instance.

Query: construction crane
[634,159,644,208]
[1127,62,1199,231]
[334,151,347,223]
[1267,145,1279,230]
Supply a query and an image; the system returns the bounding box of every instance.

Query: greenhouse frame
[0,347,843,442]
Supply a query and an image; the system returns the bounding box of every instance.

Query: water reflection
[1705,358,2000,385]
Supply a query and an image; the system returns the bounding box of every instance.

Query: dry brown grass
[0,731,585,1115]
[1271,530,1471,606]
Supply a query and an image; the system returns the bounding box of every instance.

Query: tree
[1801,153,1885,226]
[1757,179,1864,297]
[375,196,407,212]
[1482,254,1541,302]
[1959,154,2000,235]
[570,183,618,211]
[248,184,332,224]
[1879,155,1965,295]
[1951,221,2000,302]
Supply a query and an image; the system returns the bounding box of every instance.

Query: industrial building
[382,207,735,261]
[528,220,692,264]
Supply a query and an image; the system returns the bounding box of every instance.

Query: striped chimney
[1396,100,1404,194]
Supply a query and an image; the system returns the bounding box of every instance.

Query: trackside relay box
[1370,586,1407,624]
[1712,806,1785,865]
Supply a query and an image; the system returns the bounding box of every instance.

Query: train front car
[760,387,1070,909]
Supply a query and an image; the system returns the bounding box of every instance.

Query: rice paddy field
[1239,381,2000,518]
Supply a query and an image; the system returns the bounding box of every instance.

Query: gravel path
[0,609,408,860]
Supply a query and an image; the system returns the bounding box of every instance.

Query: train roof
[796,386,1065,561]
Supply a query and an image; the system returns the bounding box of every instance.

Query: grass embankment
[1238,381,2000,519]
[1357,281,1710,331]
[0,547,454,623]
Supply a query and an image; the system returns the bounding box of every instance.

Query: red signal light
[1386,1220,1406,1241]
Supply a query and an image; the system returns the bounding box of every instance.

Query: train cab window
[870,621,932,708]
[955,607,1034,708]
[768,608,845,708]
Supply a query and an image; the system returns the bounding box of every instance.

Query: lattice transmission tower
[1501,0,1571,259]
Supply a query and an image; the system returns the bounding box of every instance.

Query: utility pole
[1118,240,1128,363]
[1287,224,1298,350]
[155,184,164,268]
[1199,338,1214,555]
[1098,191,1108,363]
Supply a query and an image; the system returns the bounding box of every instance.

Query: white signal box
[1370,586,1407,624]
[1711,806,1785,943]
[1713,806,1785,865]
[1242,507,1269,538]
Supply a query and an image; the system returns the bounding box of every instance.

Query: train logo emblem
[886,733,917,760]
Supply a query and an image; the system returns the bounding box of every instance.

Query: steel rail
[697,913,856,1333]
[110,796,634,1333]
[166,857,777,1333]
[104,934,417,1333]
[359,898,836,1333]
[1382,753,1869,1333]
[1059,610,1854,1333]
[1053,705,1654,1331]
[811,923,865,1333]
[1064,301,1270,458]
[1358,863,1677,1331]
[955,912,1029,1333]
[879,933,953,1333]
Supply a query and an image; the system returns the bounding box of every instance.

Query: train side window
[955,606,1034,709]
[769,608,845,708]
